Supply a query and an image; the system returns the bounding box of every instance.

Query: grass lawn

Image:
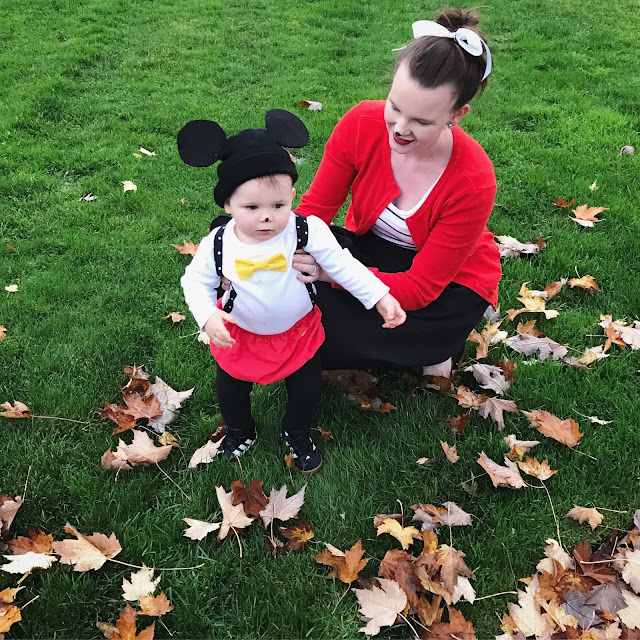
[1,0,640,637]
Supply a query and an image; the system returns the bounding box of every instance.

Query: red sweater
[296,101,501,311]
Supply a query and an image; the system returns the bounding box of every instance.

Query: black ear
[265,109,309,148]
[177,120,227,167]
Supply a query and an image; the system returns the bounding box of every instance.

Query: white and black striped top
[370,172,443,249]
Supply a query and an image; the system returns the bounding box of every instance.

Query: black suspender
[213,214,316,314]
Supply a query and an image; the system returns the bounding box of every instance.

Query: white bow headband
[394,20,492,82]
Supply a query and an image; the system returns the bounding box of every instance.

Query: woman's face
[384,63,469,155]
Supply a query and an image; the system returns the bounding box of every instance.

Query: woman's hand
[203,311,237,348]
[292,249,331,283]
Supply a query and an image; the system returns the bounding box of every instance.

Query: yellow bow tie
[235,253,288,280]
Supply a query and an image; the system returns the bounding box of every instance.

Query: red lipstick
[393,132,412,146]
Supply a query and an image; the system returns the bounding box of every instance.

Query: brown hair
[395,8,490,109]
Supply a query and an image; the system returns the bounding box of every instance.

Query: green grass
[1,0,640,637]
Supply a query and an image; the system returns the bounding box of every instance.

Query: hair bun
[435,8,481,32]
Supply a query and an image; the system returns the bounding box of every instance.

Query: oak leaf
[279,520,314,551]
[571,204,606,227]
[477,397,519,430]
[170,241,199,256]
[477,452,526,488]
[569,275,601,292]
[53,523,122,571]
[215,486,253,540]
[0,402,31,418]
[353,578,407,636]
[97,604,154,640]
[183,518,221,541]
[504,434,540,460]
[566,506,603,530]
[231,480,268,518]
[138,593,173,617]
[259,485,306,527]
[440,441,459,463]
[122,566,160,601]
[376,518,421,550]
[114,430,173,466]
[522,410,583,447]
[1,551,58,573]
[7,529,53,555]
[517,458,558,480]
[188,439,222,467]
[427,606,477,640]
[313,540,369,584]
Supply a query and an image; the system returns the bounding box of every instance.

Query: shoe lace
[285,431,314,457]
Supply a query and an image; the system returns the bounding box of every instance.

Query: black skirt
[317,228,489,370]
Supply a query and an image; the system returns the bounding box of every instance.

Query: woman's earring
[447,123,454,129]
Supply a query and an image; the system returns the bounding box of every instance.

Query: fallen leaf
[566,506,603,530]
[157,432,179,447]
[465,363,510,395]
[96,603,155,640]
[4,285,18,293]
[215,486,253,540]
[506,283,559,321]
[599,315,640,350]
[522,410,583,447]
[563,588,603,629]
[440,441,459,463]
[138,592,172,618]
[353,578,407,636]
[179,197,188,205]
[171,241,199,256]
[53,523,122,571]
[1,551,58,573]
[496,234,546,259]
[122,392,163,424]
[6,244,16,252]
[445,414,469,435]
[376,518,421,550]
[569,275,601,292]
[183,518,221,541]
[114,430,173,466]
[416,457,434,467]
[0,326,6,341]
[417,594,443,627]
[452,386,488,409]
[188,439,222,467]
[322,370,395,413]
[563,344,610,369]
[544,280,564,300]
[259,485,306,527]
[508,576,549,637]
[477,397,519,430]
[122,566,160,601]
[284,452,294,469]
[138,147,156,156]
[504,434,540,459]
[411,504,445,531]
[517,458,557,480]
[467,320,508,358]
[0,495,23,536]
[0,586,22,633]
[506,333,568,360]
[7,529,53,555]
[0,401,31,418]
[440,502,473,527]
[555,197,576,208]
[452,576,476,604]
[148,377,194,432]
[296,100,322,111]
[619,145,635,155]
[230,480,268,518]
[570,204,606,227]
[317,427,333,442]
[97,402,138,434]
[589,180,598,191]
[79,193,97,202]
[101,449,133,472]
[121,180,137,193]
[536,539,575,573]
[313,540,369,584]
[428,606,477,640]
[433,544,476,594]
[162,312,185,323]
[477,452,526,489]
[617,590,640,629]
[620,549,640,594]
[279,520,314,551]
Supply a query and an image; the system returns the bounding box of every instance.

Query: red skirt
[210,305,325,385]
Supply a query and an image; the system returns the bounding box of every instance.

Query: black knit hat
[177,109,309,208]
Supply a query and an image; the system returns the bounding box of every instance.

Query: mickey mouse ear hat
[177,109,309,208]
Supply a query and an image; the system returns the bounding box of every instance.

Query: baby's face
[225,175,295,244]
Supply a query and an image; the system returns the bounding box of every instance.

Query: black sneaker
[222,425,257,460]
[282,429,323,474]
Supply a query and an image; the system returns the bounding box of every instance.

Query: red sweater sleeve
[372,183,497,311]
[295,107,358,224]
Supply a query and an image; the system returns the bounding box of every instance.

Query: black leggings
[215,353,323,435]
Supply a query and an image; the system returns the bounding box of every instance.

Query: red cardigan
[296,101,501,311]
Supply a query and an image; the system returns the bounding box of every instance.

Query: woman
[293,8,501,374]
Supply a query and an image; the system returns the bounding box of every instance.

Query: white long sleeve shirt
[181,213,389,335]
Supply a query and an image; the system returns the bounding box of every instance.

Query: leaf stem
[540,479,563,550]
[107,558,204,571]
[475,590,517,601]
[20,594,40,610]
[31,415,91,424]
[22,465,31,502]
[155,462,190,500]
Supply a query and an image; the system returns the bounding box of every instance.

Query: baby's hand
[204,311,237,348]
[375,293,406,329]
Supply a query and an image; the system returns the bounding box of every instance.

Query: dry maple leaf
[566,506,603,530]
[563,344,610,369]
[7,529,53,555]
[569,275,601,292]
[506,282,559,321]
[411,504,445,532]
[570,204,606,227]
[517,458,557,480]
[296,99,322,111]
[121,180,137,193]
[101,449,134,473]
[544,280,564,300]
[114,430,173,466]
[122,566,160,601]
[215,486,254,540]
[162,312,185,323]
[0,495,23,536]
[182,518,221,541]
[618,590,640,630]
[0,587,23,633]
[445,414,469,435]
[452,385,488,409]
[313,540,369,584]
[508,576,549,637]
[504,434,540,460]
[317,427,333,443]
[619,548,640,594]
[231,480,268,518]
[434,545,476,594]
[555,197,576,208]
[146,377,194,433]
[496,234,546,259]
[440,502,473,527]
[0,401,31,418]
[465,363,510,395]
[353,577,408,636]
[477,452,526,488]
[259,485,306,527]
[522,410,583,447]
[4,284,18,293]
[376,518,421,550]
[170,241,199,256]
[284,451,294,469]
[428,606,477,640]
[477,397,519,430]
[506,333,568,360]
[599,315,640,350]
[97,402,138,435]
[122,392,163,424]
[0,326,6,341]
[517,319,546,337]
[138,593,173,617]
[97,603,154,640]
[440,441,459,463]
[53,523,122,571]
[417,594,444,627]
[322,369,395,413]
[1,551,58,573]
[279,520,314,551]
[573,539,617,584]
[188,439,222,467]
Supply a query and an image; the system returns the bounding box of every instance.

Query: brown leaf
[379,549,421,607]
[0,587,23,634]
[317,427,333,443]
[477,397,519,430]
[497,359,517,382]
[452,386,488,409]
[517,458,557,480]
[445,414,469,435]
[7,529,53,555]
[284,452,294,469]
[517,319,546,337]
[573,539,618,584]
[138,593,173,617]
[504,434,540,460]
[122,365,152,397]
[313,540,369,584]
[477,452,526,488]
[53,523,121,571]
[101,449,134,472]
[162,312,185,323]
[122,392,163,424]
[230,480,268,518]
[170,241,199,256]
[0,401,31,418]
[417,595,443,627]
[434,545,476,594]
[97,604,155,640]
[569,275,601,292]
[522,409,583,447]
[0,495,23,537]
[322,369,395,413]
[440,441,459,463]
[373,513,403,528]
[570,204,607,227]
[215,486,254,540]
[566,506,603,530]
[544,280,564,300]
[97,402,138,435]
[555,197,576,208]
[426,606,476,640]
[279,520,314,551]
[0,326,6,341]
[6,244,16,253]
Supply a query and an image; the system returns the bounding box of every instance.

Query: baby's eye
[274,203,285,209]
[246,205,258,210]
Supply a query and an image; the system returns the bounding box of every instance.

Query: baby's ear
[265,109,309,148]
[177,120,227,167]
